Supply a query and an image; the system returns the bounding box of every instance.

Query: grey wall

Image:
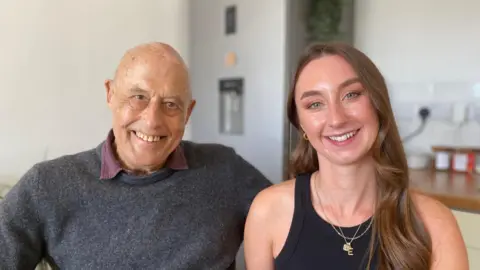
[189,0,288,185]
[283,0,354,179]
[283,0,309,179]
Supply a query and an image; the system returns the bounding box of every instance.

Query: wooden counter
[409,169,480,212]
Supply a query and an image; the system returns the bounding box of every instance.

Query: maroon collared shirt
[100,130,188,179]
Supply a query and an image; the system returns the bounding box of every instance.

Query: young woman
[244,42,468,270]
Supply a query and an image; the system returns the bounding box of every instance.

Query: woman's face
[295,55,379,166]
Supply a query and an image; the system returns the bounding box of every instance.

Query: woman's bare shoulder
[410,191,468,269]
[244,179,297,268]
[411,191,451,216]
[410,191,456,227]
[247,179,296,221]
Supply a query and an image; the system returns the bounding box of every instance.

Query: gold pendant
[343,243,354,256]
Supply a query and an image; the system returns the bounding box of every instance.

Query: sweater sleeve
[0,165,44,269]
[232,154,273,218]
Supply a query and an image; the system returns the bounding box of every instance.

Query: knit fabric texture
[0,141,272,269]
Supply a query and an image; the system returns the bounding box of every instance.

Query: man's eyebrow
[161,94,181,99]
[161,95,186,105]
[128,87,149,94]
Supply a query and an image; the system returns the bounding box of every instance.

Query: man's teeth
[135,131,163,142]
[328,131,357,142]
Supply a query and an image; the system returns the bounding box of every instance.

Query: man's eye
[133,95,147,100]
[128,95,149,110]
[165,102,178,109]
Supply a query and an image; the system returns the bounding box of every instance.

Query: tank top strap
[294,172,312,210]
[274,172,312,265]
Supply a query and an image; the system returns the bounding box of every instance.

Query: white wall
[0,0,190,183]
[354,0,480,154]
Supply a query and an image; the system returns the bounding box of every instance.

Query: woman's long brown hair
[287,42,432,269]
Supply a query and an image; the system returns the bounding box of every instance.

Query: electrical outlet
[411,103,450,121]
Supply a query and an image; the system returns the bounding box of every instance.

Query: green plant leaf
[307,0,343,42]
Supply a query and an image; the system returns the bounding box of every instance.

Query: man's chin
[122,147,169,173]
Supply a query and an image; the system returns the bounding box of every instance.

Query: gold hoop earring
[303,133,308,140]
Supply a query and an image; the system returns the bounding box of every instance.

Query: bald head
[105,42,196,174]
[113,42,191,101]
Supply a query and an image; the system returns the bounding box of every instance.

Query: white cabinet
[452,210,480,269]
[467,247,480,270]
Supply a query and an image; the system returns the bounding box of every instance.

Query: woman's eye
[308,102,322,109]
[345,92,360,99]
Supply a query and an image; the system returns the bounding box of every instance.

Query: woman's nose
[327,103,348,128]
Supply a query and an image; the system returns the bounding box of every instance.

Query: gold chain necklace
[312,172,374,256]
[331,215,373,241]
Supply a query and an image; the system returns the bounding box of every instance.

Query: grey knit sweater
[0,141,272,269]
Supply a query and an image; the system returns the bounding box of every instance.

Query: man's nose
[327,103,348,128]
[142,102,165,129]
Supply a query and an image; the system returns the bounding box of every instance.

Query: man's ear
[105,79,114,106]
[185,99,196,124]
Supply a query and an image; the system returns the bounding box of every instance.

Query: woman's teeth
[328,130,357,142]
[134,131,163,142]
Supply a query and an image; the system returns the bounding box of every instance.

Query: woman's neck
[314,156,377,223]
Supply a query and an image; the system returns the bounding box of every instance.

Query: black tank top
[274,173,378,270]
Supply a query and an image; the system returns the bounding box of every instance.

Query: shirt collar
[100,130,188,180]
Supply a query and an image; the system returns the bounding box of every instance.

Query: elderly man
[0,42,272,269]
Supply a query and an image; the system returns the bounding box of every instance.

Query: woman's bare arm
[244,188,276,270]
[413,193,469,270]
